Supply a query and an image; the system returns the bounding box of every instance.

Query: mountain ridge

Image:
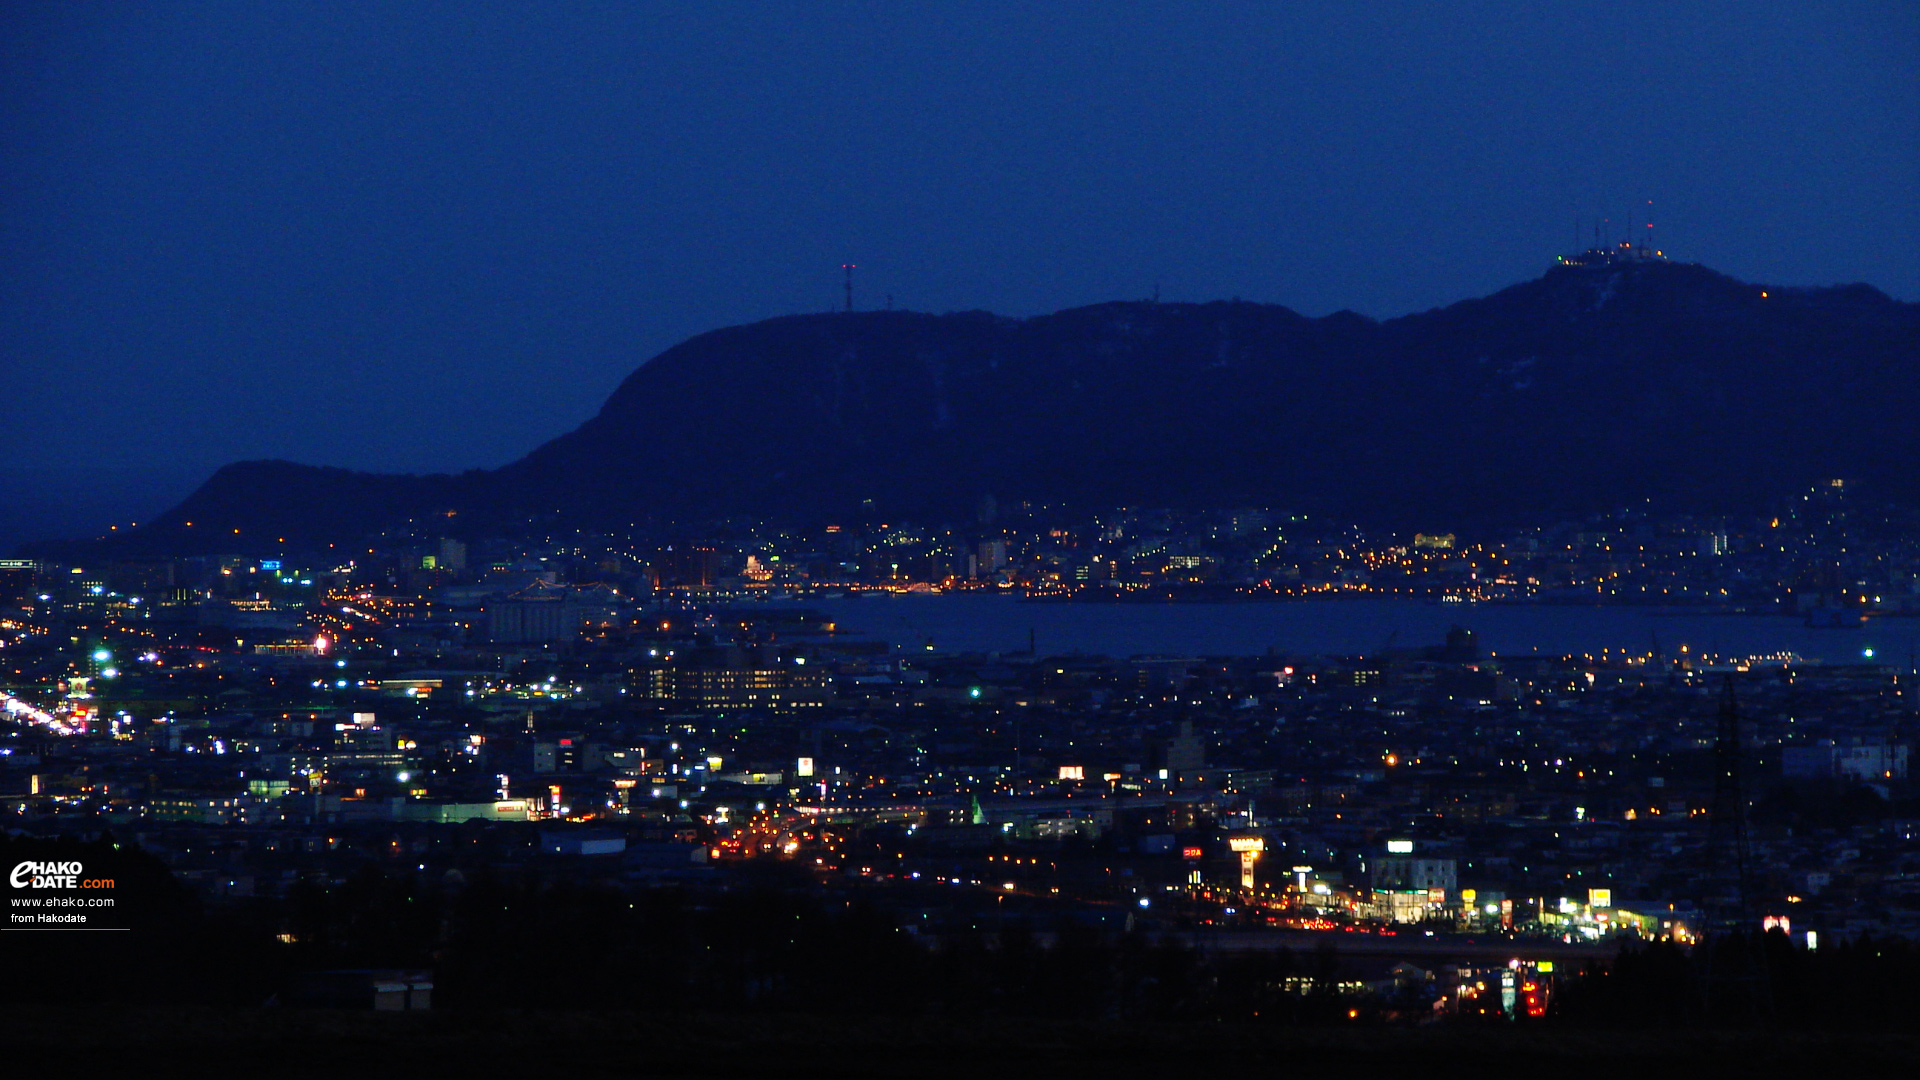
[32,260,1919,557]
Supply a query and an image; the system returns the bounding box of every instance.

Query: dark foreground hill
[44,259,1920,555]
[10,1008,1919,1078]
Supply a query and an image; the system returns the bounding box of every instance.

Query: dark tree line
[8,841,1917,1032]
[1554,930,1920,1031]
[278,865,1360,1022]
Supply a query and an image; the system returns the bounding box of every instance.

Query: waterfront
[802,593,1918,664]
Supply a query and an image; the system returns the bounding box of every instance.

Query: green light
[969,687,981,699]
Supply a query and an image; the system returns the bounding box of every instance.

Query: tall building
[974,539,1008,578]
[1165,721,1206,773]
[656,545,722,590]
[0,560,37,604]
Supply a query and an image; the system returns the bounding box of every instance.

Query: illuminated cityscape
[6,4,1916,1070]
[5,479,1919,1034]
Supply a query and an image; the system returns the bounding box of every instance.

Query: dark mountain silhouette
[38,260,1920,555]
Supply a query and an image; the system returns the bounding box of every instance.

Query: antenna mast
[1710,674,1754,918]
[842,263,855,313]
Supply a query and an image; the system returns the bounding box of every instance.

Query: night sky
[2,2,1915,547]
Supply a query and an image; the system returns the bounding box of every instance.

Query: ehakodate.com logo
[11,861,113,890]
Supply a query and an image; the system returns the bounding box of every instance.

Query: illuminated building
[149,792,255,825]
[1781,741,1908,781]
[0,559,37,604]
[1371,842,1458,923]
[484,582,620,643]
[630,646,830,710]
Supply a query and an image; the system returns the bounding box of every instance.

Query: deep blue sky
[2,2,1915,544]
